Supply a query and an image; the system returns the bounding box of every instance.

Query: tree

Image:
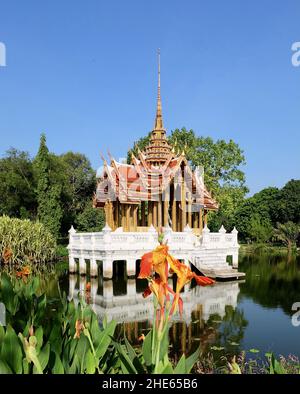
[273,222,300,253]
[0,149,36,218]
[278,180,300,224]
[75,201,105,232]
[34,134,62,239]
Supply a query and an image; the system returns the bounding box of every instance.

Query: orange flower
[142,277,172,308]
[2,247,13,264]
[167,254,215,314]
[16,266,31,279]
[139,244,169,284]
[139,243,215,319]
[86,282,91,292]
[138,334,145,342]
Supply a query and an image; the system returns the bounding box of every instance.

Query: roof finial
[154,48,164,131]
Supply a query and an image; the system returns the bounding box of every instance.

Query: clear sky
[0,0,299,195]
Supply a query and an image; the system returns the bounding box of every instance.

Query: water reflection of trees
[239,253,300,315]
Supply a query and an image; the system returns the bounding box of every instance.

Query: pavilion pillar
[104,201,114,229]
[181,181,186,231]
[141,201,146,226]
[121,204,126,230]
[133,205,138,231]
[153,201,158,228]
[148,201,153,227]
[125,204,131,232]
[204,210,208,226]
[188,192,192,228]
[158,196,162,228]
[199,208,203,233]
[164,190,169,227]
[172,195,177,231]
[114,201,119,228]
[194,210,199,229]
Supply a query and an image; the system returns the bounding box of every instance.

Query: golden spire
[153,48,165,131]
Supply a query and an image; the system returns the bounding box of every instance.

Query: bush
[0,216,56,264]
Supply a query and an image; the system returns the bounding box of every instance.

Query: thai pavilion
[93,52,218,234]
[68,53,243,280]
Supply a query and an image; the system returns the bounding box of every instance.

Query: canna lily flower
[167,254,215,314]
[142,277,174,307]
[16,265,31,279]
[138,244,170,284]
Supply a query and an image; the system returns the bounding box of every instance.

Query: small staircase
[191,254,245,280]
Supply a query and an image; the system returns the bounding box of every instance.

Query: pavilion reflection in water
[69,275,242,354]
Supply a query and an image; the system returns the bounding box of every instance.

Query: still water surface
[52,252,300,360]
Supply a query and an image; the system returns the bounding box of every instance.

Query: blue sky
[0,0,299,195]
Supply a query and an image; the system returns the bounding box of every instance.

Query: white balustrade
[67,222,240,278]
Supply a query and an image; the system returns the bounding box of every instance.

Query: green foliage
[235,183,300,244]
[0,273,116,374]
[34,134,63,239]
[75,201,105,232]
[273,222,300,251]
[0,149,36,218]
[0,216,56,264]
[0,135,98,239]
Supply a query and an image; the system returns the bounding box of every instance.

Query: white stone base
[67,224,242,280]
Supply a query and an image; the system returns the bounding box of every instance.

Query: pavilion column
[104,201,114,229]
[164,190,169,227]
[187,192,192,228]
[126,204,131,232]
[141,201,146,226]
[194,210,199,229]
[153,201,158,228]
[148,201,153,227]
[181,181,186,231]
[199,208,203,233]
[114,201,119,228]
[133,205,138,231]
[158,196,162,228]
[172,196,177,231]
[204,209,208,226]
[121,204,126,230]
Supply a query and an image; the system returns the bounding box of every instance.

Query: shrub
[0,216,56,264]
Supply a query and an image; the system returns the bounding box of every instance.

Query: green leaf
[85,348,96,374]
[35,327,43,352]
[52,352,65,374]
[174,355,186,374]
[160,362,174,374]
[0,360,12,374]
[1,325,23,373]
[249,348,260,353]
[142,330,153,366]
[112,341,138,374]
[94,320,116,359]
[185,347,200,373]
[38,343,50,371]
[124,336,144,374]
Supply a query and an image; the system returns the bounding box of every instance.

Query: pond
[32,251,300,362]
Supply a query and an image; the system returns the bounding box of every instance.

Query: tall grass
[0,215,56,264]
